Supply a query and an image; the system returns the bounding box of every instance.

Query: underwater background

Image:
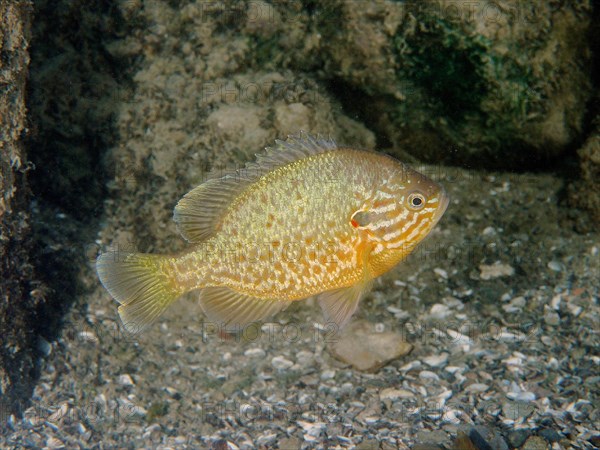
[0,1,598,449]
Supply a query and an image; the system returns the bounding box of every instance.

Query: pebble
[507,391,536,402]
[422,353,448,368]
[465,383,489,393]
[295,350,313,365]
[544,311,560,326]
[508,429,532,448]
[37,337,52,357]
[320,369,336,381]
[479,262,515,280]
[547,260,563,272]
[173,436,187,445]
[330,320,413,372]
[482,226,496,236]
[78,331,98,344]
[433,268,448,279]
[467,426,509,450]
[256,432,277,446]
[117,374,135,387]
[502,296,526,313]
[503,401,535,420]
[447,329,473,348]
[340,382,353,393]
[379,388,414,401]
[522,436,549,450]
[271,356,293,370]
[428,304,452,319]
[566,302,582,316]
[244,348,266,358]
[297,420,325,442]
[46,436,65,449]
[419,370,440,381]
[163,386,180,399]
[278,437,301,449]
[539,429,561,443]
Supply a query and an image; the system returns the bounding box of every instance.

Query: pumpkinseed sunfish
[96,133,449,334]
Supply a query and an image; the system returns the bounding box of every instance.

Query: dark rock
[508,429,532,448]
[568,120,600,226]
[468,426,509,450]
[522,436,549,450]
[538,429,561,443]
[413,444,444,450]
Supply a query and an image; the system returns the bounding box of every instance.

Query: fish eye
[350,210,371,228]
[408,193,426,210]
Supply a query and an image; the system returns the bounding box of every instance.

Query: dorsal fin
[173,132,338,242]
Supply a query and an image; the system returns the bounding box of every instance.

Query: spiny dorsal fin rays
[173,132,338,243]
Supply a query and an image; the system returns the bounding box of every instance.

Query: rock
[547,261,564,272]
[508,429,532,448]
[37,337,52,357]
[522,436,549,450]
[413,444,444,450]
[277,437,301,449]
[479,262,515,280]
[357,439,380,449]
[329,2,592,169]
[297,420,325,442]
[163,386,180,399]
[465,383,489,393]
[320,369,336,381]
[422,353,448,368]
[295,350,314,365]
[78,331,99,344]
[544,311,560,326]
[538,429,561,443]
[117,374,135,387]
[379,388,414,401]
[243,348,266,358]
[433,268,448,279]
[415,430,449,448]
[274,102,312,135]
[503,401,535,420]
[271,355,293,371]
[419,370,440,382]
[589,436,600,447]
[502,296,526,313]
[329,320,413,372]
[46,436,65,449]
[256,432,278,446]
[506,391,536,402]
[467,426,509,450]
[428,304,452,320]
[568,124,600,225]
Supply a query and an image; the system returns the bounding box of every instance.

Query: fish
[96,132,449,334]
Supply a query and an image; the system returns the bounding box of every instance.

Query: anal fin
[317,280,373,329]
[199,286,288,329]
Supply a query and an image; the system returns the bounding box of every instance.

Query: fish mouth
[431,187,449,227]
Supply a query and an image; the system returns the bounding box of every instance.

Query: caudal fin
[96,251,181,335]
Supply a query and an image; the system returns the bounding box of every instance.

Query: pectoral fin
[317,280,373,329]
[199,286,288,329]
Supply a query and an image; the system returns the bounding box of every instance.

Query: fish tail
[96,251,182,335]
